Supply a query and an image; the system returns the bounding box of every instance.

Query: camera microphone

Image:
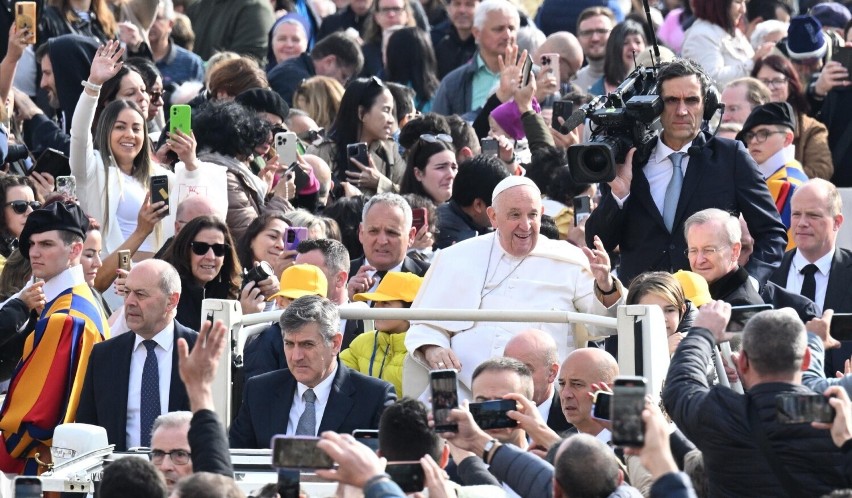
[560,108,588,134]
[687,132,706,157]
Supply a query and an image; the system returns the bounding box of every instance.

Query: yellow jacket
[340,330,407,397]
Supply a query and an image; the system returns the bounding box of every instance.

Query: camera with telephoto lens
[242,261,274,289]
[567,65,663,183]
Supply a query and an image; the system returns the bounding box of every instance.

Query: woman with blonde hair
[293,76,344,129]
[627,271,697,356]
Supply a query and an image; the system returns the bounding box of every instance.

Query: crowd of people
[2,0,852,496]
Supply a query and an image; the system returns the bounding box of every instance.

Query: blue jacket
[431,56,478,120]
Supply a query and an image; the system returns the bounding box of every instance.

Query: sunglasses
[190,241,229,257]
[4,200,41,214]
[420,133,453,144]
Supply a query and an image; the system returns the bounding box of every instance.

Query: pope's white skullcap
[492,175,540,202]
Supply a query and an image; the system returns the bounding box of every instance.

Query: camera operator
[584,57,787,286]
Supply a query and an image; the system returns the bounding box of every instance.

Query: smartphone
[284,227,308,251]
[830,313,852,341]
[728,304,773,332]
[271,435,334,469]
[56,175,76,198]
[611,376,648,447]
[552,100,574,126]
[346,142,369,173]
[32,148,70,178]
[353,429,380,452]
[386,461,425,493]
[14,476,43,498]
[150,175,170,215]
[469,399,518,430]
[480,137,499,157]
[15,2,36,44]
[169,104,192,136]
[573,195,591,226]
[833,46,852,74]
[118,249,131,271]
[430,369,459,432]
[412,207,428,232]
[276,131,299,166]
[286,162,310,191]
[521,52,534,87]
[540,52,561,88]
[777,393,836,424]
[592,390,612,421]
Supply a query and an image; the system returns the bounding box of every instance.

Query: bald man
[533,31,584,103]
[154,195,218,258]
[557,348,618,439]
[504,329,573,433]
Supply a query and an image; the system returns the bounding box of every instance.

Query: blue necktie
[295,389,317,436]
[140,340,161,447]
[663,152,686,233]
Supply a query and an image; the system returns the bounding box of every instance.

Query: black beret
[736,102,798,142]
[235,88,290,121]
[19,202,89,259]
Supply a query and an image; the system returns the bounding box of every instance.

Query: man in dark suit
[770,179,852,375]
[503,329,572,434]
[76,259,198,451]
[346,193,430,348]
[229,295,396,449]
[585,58,787,286]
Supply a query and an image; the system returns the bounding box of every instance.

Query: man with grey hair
[663,303,852,496]
[148,0,205,87]
[229,295,396,449]
[150,411,193,492]
[471,357,534,450]
[77,259,199,451]
[347,193,429,303]
[685,208,764,306]
[406,176,623,400]
[721,77,771,125]
[432,0,520,119]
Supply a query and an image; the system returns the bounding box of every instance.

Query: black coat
[586,133,787,286]
[75,321,198,451]
[663,327,852,496]
[707,266,764,306]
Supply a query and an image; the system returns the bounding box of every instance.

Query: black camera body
[568,66,663,183]
[242,261,274,289]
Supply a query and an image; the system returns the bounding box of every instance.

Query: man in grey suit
[770,179,852,375]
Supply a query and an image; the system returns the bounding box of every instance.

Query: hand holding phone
[149,175,170,215]
[15,2,37,44]
[611,376,648,447]
[272,435,335,469]
[430,369,459,432]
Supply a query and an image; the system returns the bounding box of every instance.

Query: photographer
[584,57,787,285]
[662,302,852,495]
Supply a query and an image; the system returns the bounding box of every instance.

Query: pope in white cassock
[404,176,626,399]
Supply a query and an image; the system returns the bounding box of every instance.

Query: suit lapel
[113,333,135,446]
[318,362,354,433]
[770,250,795,287]
[348,257,365,280]
[825,249,852,311]
[632,161,666,230]
[168,323,192,411]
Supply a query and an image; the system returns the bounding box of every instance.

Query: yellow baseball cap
[672,270,712,308]
[353,272,424,303]
[269,264,328,301]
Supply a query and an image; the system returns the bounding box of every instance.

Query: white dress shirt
[787,250,833,314]
[614,140,692,210]
[126,321,175,448]
[536,390,555,423]
[286,361,338,436]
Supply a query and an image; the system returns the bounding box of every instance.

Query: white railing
[201,300,670,425]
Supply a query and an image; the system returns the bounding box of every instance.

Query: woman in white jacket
[70,41,181,260]
[681,0,775,87]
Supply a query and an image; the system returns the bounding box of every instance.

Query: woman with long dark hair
[752,55,834,180]
[307,77,405,196]
[399,134,457,204]
[0,176,40,268]
[384,27,439,112]
[589,20,646,96]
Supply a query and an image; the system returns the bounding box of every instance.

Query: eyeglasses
[378,5,404,14]
[297,128,326,145]
[742,129,787,143]
[190,241,229,256]
[150,449,191,465]
[148,90,164,102]
[578,28,610,38]
[4,200,41,214]
[759,77,787,88]
[419,133,453,144]
[685,247,724,258]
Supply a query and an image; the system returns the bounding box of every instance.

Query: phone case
[346,143,369,172]
[540,52,561,87]
[276,132,299,166]
[150,175,170,215]
[169,105,192,135]
[15,2,36,44]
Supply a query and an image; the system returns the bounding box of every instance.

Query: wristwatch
[482,438,500,462]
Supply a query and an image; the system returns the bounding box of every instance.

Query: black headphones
[693,65,724,121]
